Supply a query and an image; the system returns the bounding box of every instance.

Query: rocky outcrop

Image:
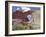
[12,10,32,22]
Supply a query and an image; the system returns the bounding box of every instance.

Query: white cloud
[21,7,31,12]
[22,7,31,10]
[16,8,20,10]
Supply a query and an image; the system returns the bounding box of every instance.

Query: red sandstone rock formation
[12,10,32,22]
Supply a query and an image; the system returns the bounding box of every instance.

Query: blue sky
[12,6,40,12]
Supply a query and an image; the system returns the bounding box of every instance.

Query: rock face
[31,10,40,29]
[12,10,32,22]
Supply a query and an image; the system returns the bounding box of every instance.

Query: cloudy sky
[12,6,40,12]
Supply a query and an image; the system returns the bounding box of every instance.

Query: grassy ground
[12,23,32,30]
